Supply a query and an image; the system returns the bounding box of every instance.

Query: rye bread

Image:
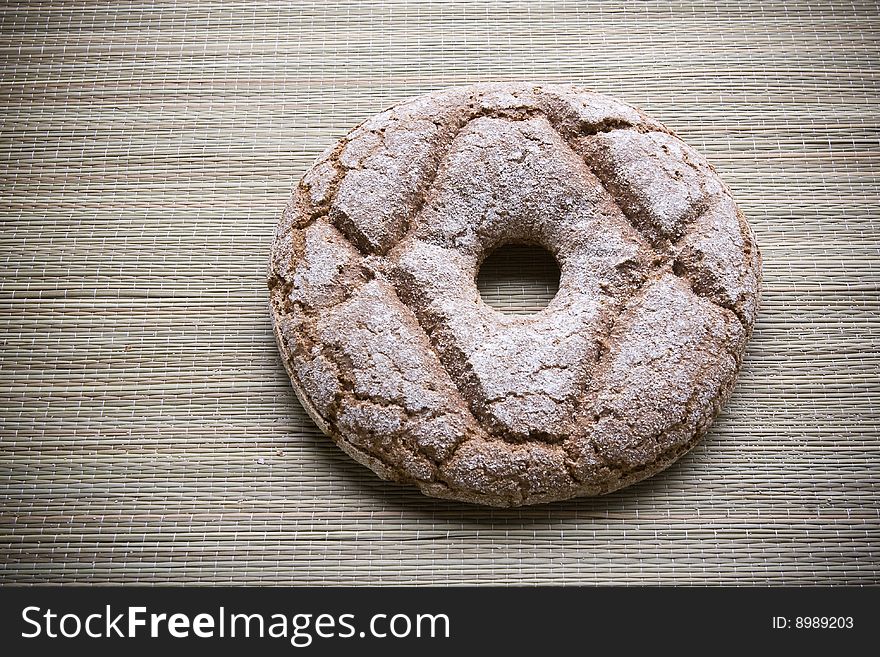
[268,83,761,507]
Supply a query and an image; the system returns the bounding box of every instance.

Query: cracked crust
[268,82,762,507]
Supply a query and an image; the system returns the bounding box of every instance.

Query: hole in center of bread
[476,243,560,315]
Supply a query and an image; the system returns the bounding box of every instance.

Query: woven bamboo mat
[1,1,879,585]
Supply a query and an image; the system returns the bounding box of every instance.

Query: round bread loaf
[268,83,761,507]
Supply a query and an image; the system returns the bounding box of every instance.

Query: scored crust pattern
[268,83,762,507]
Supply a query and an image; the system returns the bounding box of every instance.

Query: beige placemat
[1,0,878,585]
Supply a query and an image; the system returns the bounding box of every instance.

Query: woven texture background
[2,1,879,585]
